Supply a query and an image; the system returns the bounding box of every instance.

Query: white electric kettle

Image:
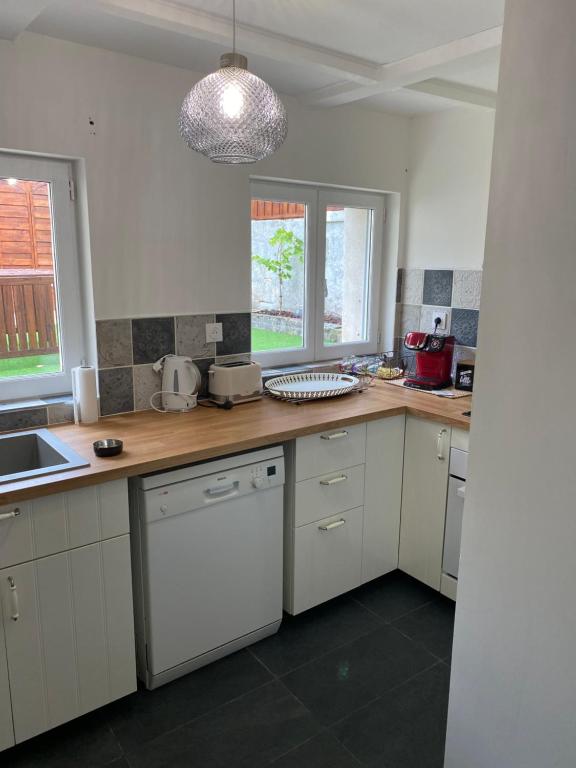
[151,355,201,412]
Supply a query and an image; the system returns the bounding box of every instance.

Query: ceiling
[2,0,505,115]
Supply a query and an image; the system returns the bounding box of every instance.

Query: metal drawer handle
[0,508,20,522]
[7,577,19,621]
[437,429,448,461]
[320,430,348,441]
[318,519,346,532]
[319,474,348,486]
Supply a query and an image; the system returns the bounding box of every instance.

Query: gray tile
[107,649,272,755]
[0,407,47,433]
[452,270,482,309]
[352,571,438,623]
[132,317,175,365]
[98,367,134,416]
[420,305,451,334]
[401,269,424,305]
[270,732,360,767]
[451,308,479,347]
[281,625,436,725]
[96,319,133,368]
[251,595,382,676]
[194,357,215,397]
[216,313,251,356]
[333,663,449,768]
[423,270,453,306]
[47,403,74,425]
[399,304,421,337]
[175,314,216,360]
[133,364,162,411]
[4,707,123,767]
[127,680,320,768]
[392,597,455,660]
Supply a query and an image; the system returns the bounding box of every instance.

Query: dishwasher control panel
[139,454,285,523]
[250,462,280,489]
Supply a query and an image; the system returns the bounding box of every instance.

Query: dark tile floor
[4,570,455,768]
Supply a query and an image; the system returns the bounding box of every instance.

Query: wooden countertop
[0,382,471,505]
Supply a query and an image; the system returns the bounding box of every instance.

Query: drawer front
[294,464,365,527]
[295,423,366,481]
[0,480,129,569]
[292,506,363,614]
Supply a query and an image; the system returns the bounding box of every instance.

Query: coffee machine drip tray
[403,377,453,391]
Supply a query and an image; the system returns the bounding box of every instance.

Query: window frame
[0,154,86,400]
[250,181,385,366]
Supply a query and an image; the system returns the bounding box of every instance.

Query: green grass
[252,328,303,352]
[0,354,61,379]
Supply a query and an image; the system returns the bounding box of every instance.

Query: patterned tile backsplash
[96,312,251,417]
[395,267,482,370]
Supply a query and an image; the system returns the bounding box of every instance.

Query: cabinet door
[291,507,363,614]
[0,619,14,751]
[0,537,135,744]
[362,415,405,583]
[399,417,450,589]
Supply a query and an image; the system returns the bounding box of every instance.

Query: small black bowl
[93,439,124,458]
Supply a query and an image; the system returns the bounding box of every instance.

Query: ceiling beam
[301,26,502,107]
[0,0,54,40]
[406,78,497,110]
[94,0,380,84]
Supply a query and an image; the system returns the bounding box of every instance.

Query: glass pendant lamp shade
[179,53,288,164]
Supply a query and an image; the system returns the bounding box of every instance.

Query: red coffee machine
[403,323,455,390]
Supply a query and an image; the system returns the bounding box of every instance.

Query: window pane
[251,199,306,353]
[324,205,373,346]
[0,178,62,379]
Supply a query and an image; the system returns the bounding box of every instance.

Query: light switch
[206,322,223,343]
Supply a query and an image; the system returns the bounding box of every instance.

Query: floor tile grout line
[388,621,451,663]
[327,658,444,733]
[266,728,327,765]
[247,645,280,680]
[115,677,280,757]
[254,619,391,680]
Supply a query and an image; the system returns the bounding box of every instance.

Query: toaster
[208,361,263,404]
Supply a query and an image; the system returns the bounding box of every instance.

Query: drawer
[292,506,363,613]
[295,423,366,481]
[294,464,365,527]
[0,480,129,569]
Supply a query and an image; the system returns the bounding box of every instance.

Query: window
[251,181,384,365]
[0,154,86,399]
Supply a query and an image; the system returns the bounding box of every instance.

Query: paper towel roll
[72,365,99,424]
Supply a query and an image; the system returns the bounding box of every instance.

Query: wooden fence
[0,274,59,357]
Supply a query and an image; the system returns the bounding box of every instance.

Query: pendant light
[179,0,288,164]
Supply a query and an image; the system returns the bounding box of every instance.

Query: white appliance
[442,446,468,580]
[208,360,262,404]
[151,354,201,412]
[130,446,285,689]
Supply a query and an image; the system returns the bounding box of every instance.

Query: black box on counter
[455,360,475,391]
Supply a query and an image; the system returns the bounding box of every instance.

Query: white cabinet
[0,480,136,749]
[399,416,451,589]
[0,621,13,752]
[292,507,363,612]
[284,416,405,614]
[363,415,405,583]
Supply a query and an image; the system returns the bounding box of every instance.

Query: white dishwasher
[130,446,284,689]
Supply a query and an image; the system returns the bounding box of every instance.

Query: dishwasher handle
[203,480,240,501]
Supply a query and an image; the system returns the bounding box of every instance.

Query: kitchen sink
[0,429,89,485]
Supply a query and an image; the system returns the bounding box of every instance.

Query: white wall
[445,1,576,766]
[404,108,494,270]
[0,33,410,320]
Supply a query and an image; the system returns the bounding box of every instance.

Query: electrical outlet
[206,322,223,343]
[434,312,448,331]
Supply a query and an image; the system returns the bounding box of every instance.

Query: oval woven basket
[265,372,359,401]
